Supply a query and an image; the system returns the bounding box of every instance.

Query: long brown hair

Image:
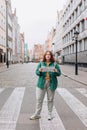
[42,51,55,62]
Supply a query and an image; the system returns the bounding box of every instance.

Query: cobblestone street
[0,63,37,87]
[0,63,87,130]
[0,0,87,129]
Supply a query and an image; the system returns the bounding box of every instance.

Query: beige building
[28,49,33,61]
[33,44,44,61]
[45,27,56,52]
[0,0,6,64]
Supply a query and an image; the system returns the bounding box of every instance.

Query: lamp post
[74,31,79,75]
[5,0,9,68]
[52,43,55,55]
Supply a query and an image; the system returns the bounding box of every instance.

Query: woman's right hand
[39,68,43,72]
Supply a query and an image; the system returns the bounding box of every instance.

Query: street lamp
[5,0,9,68]
[74,31,79,75]
[52,43,55,55]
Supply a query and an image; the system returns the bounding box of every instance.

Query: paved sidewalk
[0,63,20,73]
[60,65,87,86]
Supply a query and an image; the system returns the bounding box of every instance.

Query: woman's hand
[53,68,58,72]
[39,68,43,72]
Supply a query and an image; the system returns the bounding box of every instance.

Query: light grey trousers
[35,80,55,116]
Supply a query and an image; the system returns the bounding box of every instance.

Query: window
[79,2,82,14]
[71,30,73,38]
[82,20,85,32]
[75,8,78,19]
[74,11,76,21]
[67,20,69,28]
[77,24,80,32]
[66,34,68,42]
[84,38,87,50]
[72,44,74,53]
[84,0,87,8]
[69,17,71,25]
[79,40,82,51]
[72,13,74,23]
[68,5,70,12]
[70,0,73,10]
[73,27,76,33]
[68,33,70,41]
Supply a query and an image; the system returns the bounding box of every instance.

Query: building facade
[12,9,18,63]
[0,0,23,65]
[33,44,44,61]
[16,24,21,63]
[45,27,56,52]
[7,0,13,63]
[53,10,63,63]
[20,32,25,62]
[24,43,28,62]
[0,0,6,64]
[62,0,87,65]
[28,49,33,61]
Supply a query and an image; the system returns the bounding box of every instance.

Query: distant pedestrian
[30,50,61,120]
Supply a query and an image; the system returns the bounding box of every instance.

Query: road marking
[39,94,66,130]
[0,88,4,93]
[57,88,87,127]
[0,87,25,130]
[75,88,87,97]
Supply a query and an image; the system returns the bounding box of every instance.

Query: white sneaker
[30,114,41,120]
[48,114,53,120]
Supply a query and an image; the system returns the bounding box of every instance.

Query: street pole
[6,0,9,68]
[74,31,79,75]
[52,43,55,56]
[75,38,78,75]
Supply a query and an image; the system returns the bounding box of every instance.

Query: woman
[30,51,61,120]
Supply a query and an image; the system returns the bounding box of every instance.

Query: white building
[62,0,87,65]
[7,0,13,63]
[53,10,63,63]
[12,9,21,63]
[12,9,18,63]
[0,0,23,65]
[0,0,6,64]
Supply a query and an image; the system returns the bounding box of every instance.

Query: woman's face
[45,52,51,61]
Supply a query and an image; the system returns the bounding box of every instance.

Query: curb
[62,72,87,86]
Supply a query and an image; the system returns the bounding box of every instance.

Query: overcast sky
[11,0,66,49]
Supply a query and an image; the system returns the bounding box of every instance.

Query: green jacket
[36,62,61,91]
